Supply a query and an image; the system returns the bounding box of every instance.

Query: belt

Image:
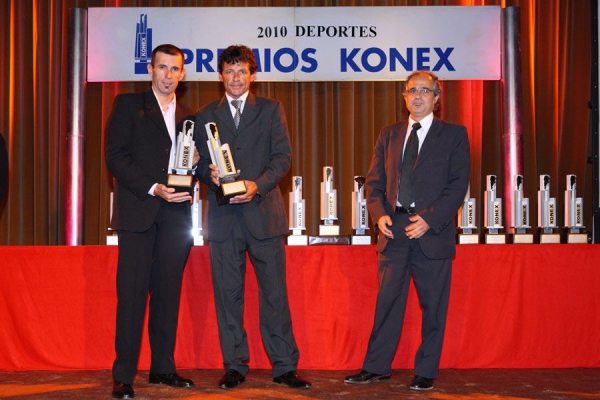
[395,206,416,215]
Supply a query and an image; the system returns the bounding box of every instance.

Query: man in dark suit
[105,44,196,399]
[344,71,470,391]
[194,45,311,390]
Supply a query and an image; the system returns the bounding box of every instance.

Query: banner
[87,6,501,82]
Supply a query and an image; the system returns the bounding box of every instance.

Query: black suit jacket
[194,93,291,242]
[105,89,194,232]
[365,117,470,259]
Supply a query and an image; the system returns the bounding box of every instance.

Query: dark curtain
[0,0,592,245]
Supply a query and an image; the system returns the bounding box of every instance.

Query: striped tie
[231,99,242,129]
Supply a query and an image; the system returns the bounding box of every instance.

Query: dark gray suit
[194,93,299,378]
[363,117,470,378]
[105,89,193,384]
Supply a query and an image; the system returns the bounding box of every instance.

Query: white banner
[88,6,501,82]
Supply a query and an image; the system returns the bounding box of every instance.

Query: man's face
[219,61,256,99]
[403,74,439,121]
[147,51,185,97]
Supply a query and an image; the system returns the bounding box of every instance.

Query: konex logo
[134,14,152,74]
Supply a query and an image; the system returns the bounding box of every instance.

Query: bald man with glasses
[344,70,470,391]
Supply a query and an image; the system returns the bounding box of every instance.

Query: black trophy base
[308,235,351,245]
[216,180,247,205]
[167,173,194,196]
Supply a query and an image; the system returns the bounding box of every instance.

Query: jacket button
[165,148,169,153]
[162,168,166,172]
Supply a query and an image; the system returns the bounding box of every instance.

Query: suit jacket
[105,89,194,232]
[365,117,470,259]
[194,92,291,242]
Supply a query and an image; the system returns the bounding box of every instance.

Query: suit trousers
[209,213,299,378]
[362,211,452,379]
[112,201,192,384]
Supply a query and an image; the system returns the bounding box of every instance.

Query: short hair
[150,44,184,67]
[218,45,258,75]
[404,70,442,97]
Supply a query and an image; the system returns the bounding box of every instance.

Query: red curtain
[0,0,593,244]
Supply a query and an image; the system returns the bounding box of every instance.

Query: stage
[1,244,599,371]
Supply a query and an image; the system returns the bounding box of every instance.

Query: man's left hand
[405,214,430,239]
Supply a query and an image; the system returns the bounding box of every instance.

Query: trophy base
[351,235,372,245]
[485,234,506,244]
[566,233,588,244]
[106,232,118,246]
[512,233,534,244]
[216,180,247,205]
[540,233,561,244]
[457,234,479,244]
[167,173,194,196]
[193,235,204,246]
[308,235,351,245]
[287,234,308,246]
[319,224,340,236]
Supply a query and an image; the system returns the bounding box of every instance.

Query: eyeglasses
[405,87,435,95]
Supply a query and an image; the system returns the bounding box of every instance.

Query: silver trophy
[288,176,308,246]
[457,184,478,244]
[319,166,340,236]
[351,176,371,245]
[511,175,533,243]
[484,175,505,244]
[564,174,587,243]
[538,174,560,243]
[205,122,246,205]
[191,181,204,246]
[167,119,196,195]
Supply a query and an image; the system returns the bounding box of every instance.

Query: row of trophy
[287,167,371,245]
[458,174,588,244]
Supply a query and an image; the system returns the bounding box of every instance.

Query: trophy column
[538,174,560,243]
[511,175,533,243]
[484,175,506,244]
[564,174,588,243]
[167,120,196,195]
[457,184,478,244]
[351,176,371,245]
[319,166,340,236]
[191,181,204,246]
[287,176,308,246]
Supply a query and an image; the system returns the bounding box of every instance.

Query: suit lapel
[394,121,409,171]
[237,92,258,134]
[214,97,237,142]
[415,118,442,168]
[143,90,170,142]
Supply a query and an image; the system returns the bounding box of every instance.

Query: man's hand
[192,147,200,167]
[153,184,192,203]
[378,215,394,239]
[405,214,430,239]
[229,180,258,204]
[209,164,220,186]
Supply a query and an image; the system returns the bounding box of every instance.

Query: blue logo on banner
[134,14,152,74]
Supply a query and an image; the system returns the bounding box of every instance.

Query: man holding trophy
[194,45,311,390]
[345,71,470,391]
[105,44,197,399]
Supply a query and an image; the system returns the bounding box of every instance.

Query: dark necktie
[397,122,421,208]
[231,99,242,128]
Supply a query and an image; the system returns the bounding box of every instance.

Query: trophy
[288,176,308,245]
[319,166,340,236]
[191,181,204,246]
[457,184,478,244]
[205,122,246,205]
[538,174,560,243]
[167,119,196,196]
[351,176,371,245]
[511,175,533,243]
[483,175,506,244]
[564,174,587,243]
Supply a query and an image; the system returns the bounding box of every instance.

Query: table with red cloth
[0,245,599,371]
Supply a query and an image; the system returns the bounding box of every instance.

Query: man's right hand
[378,215,394,239]
[153,184,192,203]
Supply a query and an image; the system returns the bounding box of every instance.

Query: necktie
[397,122,421,208]
[231,99,242,129]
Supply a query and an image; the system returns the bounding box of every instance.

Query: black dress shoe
[112,381,134,399]
[218,370,245,389]
[344,369,391,384]
[148,372,194,388]
[273,370,312,389]
[409,375,434,391]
